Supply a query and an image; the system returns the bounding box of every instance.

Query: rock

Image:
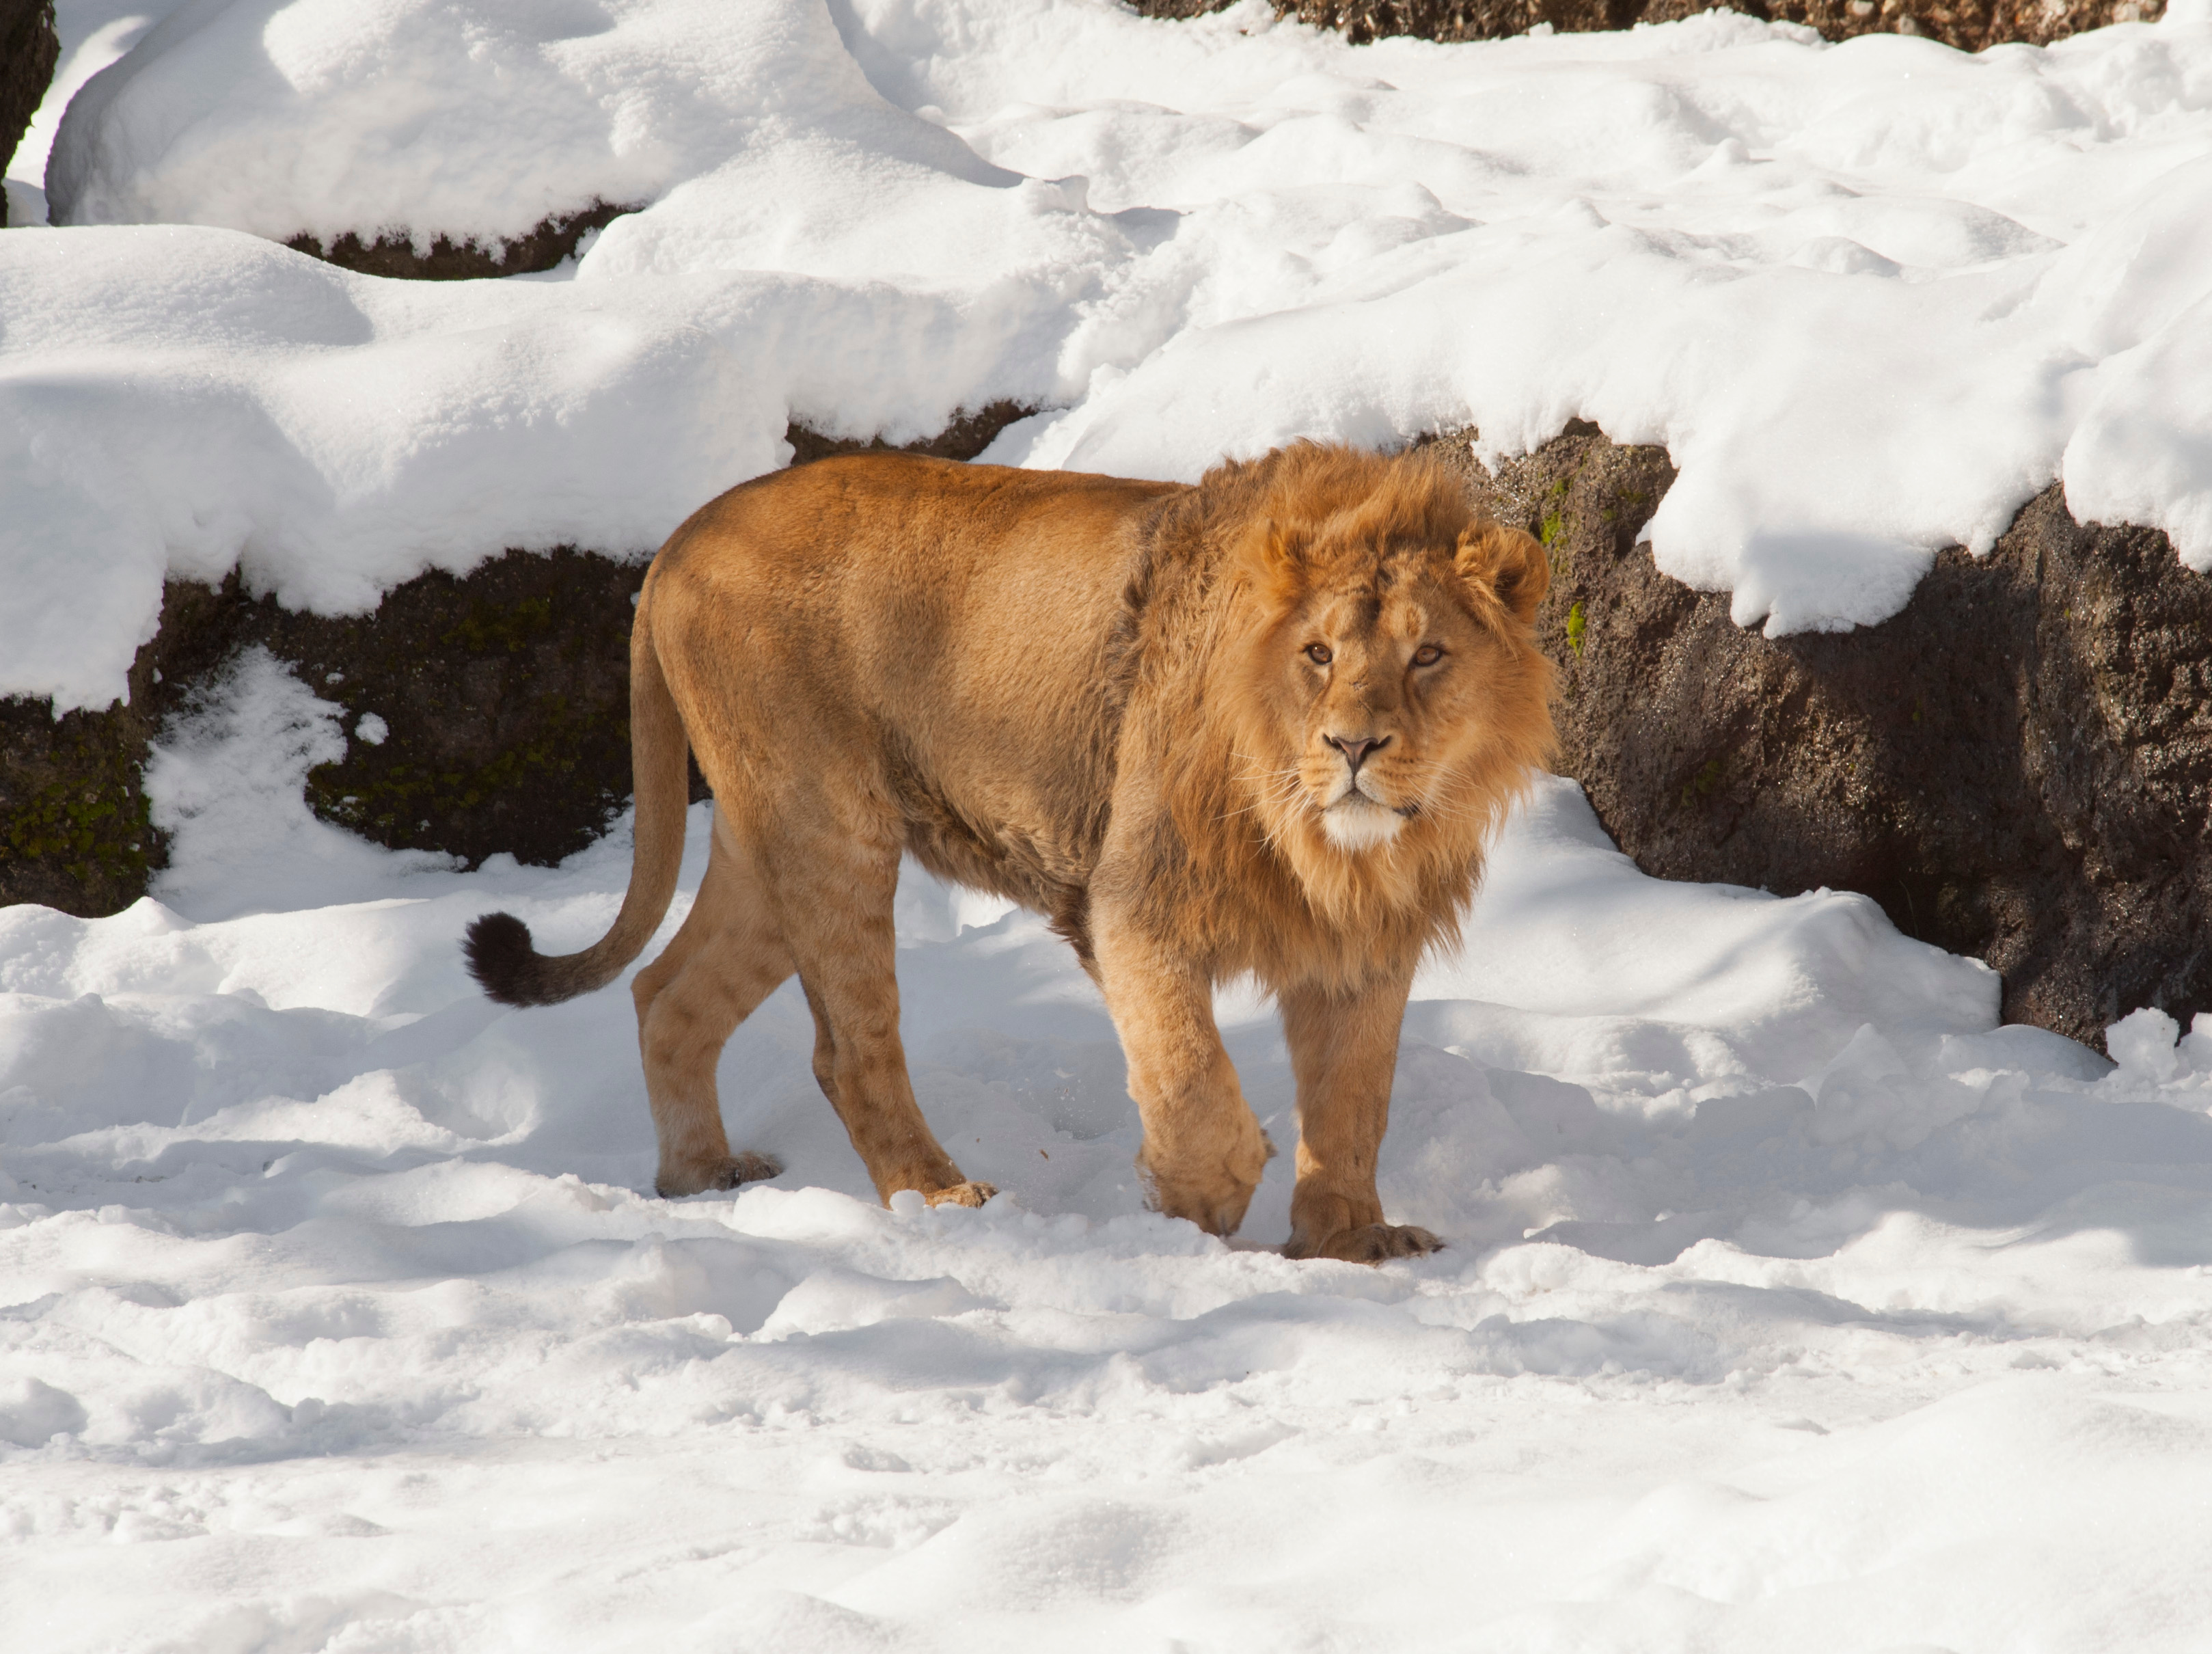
[286,200,639,281]
[1135,0,2161,51]
[0,405,1041,916]
[0,554,652,914]
[784,401,1038,466]
[233,550,654,867]
[0,692,161,917]
[1426,425,2212,1048]
[0,0,58,228]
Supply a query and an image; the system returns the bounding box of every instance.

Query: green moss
[1679,757,1723,809]
[439,594,556,655]
[305,690,629,852]
[0,733,153,887]
[1566,601,1586,655]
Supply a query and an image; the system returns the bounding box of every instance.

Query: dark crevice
[286,199,642,281]
[786,400,1041,466]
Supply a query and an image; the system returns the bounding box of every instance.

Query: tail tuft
[464,911,576,1007]
[459,586,689,1011]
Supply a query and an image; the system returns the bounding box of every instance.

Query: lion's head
[1182,444,1556,949]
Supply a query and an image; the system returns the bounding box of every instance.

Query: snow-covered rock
[5,0,2212,718]
[1255,0,2167,56]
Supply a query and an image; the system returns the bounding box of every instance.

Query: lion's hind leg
[776,837,994,1210]
[793,985,992,1210]
[633,819,791,1198]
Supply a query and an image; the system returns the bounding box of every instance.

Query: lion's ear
[1236,517,1312,608]
[1455,522,1549,627]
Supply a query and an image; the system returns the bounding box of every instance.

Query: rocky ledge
[1428,426,2210,1046]
[0,0,57,228]
[1136,0,2162,52]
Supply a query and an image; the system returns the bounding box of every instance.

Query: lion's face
[1229,498,1553,883]
[1281,569,1496,851]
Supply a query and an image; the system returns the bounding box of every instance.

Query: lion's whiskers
[1223,750,1313,835]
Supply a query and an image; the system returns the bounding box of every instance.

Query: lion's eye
[1305,643,1333,666]
[1412,644,1444,667]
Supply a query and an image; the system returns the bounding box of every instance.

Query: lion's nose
[1324,733,1389,774]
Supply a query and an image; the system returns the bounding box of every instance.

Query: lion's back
[645,453,1184,906]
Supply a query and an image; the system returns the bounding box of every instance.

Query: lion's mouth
[1320,787,1407,851]
[1333,782,1417,818]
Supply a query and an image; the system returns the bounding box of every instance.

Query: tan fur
[464,442,1554,1258]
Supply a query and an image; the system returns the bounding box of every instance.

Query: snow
[8,653,2212,1649]
[5,1,2212,707]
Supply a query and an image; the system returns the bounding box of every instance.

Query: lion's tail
[462,582,690,1007]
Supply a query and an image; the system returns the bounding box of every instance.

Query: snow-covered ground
[6,640,2212,1651]
[11,3,2212,1647]
[8,0,2212,709]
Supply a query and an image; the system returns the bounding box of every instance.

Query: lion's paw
[1290,1223,1444,1264]
[655,1152,782,1198]
[720,1152,785,1189]
[925,1180,998,1210]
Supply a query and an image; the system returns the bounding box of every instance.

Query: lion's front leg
[1278,970,1442,1264]
[1093,924,1270,1238]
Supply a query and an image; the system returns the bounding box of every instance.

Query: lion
[463,441,1553,1262]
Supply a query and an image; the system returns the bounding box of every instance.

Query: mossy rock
[0,551,653,912]
[258,547,653,867]
[0,705,156,914]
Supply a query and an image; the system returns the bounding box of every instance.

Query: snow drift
[4,660,2212,1649]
